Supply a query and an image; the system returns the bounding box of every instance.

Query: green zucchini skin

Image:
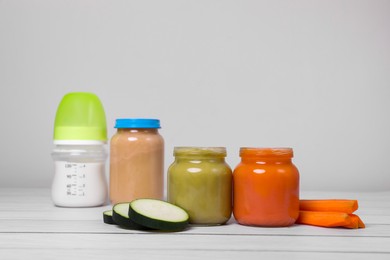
[128,199,189,231]
[103,210,116,225]
[112,203,149,230]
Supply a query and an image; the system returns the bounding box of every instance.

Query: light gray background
[0,0,389,192]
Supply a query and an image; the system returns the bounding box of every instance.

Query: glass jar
[233,147,300,227]
[109,119,164,205]
[168,147,232,225]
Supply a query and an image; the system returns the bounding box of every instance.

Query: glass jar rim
[174,147,227,157]
[240,147,293,158]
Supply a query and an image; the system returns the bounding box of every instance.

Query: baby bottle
[51,92,108,207]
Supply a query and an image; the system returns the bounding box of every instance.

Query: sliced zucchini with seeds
[112,202,149,230]
[129,199,189,231]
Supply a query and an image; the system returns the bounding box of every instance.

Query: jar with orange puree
[233,148,299,227]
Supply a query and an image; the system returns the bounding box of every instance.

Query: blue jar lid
[114,118,161,129]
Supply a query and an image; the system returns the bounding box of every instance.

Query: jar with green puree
[168,147,232,225]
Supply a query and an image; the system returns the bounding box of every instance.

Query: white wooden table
[0,188,389,259]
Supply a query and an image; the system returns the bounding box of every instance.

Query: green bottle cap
[53,92,107,144]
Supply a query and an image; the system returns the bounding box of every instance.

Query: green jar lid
[53,92,107,144]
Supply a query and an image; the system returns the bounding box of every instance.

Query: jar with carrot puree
[168,147,232,225]
[233,148,299,227]
[109,119,164,205]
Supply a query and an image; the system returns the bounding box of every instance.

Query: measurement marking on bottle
[64,162,87,197]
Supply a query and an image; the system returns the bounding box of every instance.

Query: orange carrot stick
[300,200,358,214]
[296,211,352,228]
[296,211,365,229]
[350,214,365,228]
[344,214,359,229]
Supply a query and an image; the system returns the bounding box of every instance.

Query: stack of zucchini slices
[103,199,189,231]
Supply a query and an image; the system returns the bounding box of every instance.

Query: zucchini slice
[112,203,148,230]
[103,210,115,225]
[129,199,189,231]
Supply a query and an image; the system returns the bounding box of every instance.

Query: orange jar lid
[239,147,293,158]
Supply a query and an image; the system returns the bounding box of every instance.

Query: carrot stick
[296,211,365,229]
[300,199,358,214]
[296,211,352,228]
[350,214,365,228]
[344,214,359,229]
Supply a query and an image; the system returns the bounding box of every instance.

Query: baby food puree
[233,147,300,227]
[168,147,232,225]
[109,119,164,205]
